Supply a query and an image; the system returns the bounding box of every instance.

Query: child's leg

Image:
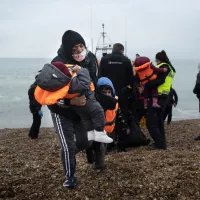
[86,98,113,143]
[152,88,160,108]
[72,93,113,143]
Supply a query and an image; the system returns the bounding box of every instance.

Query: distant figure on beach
[136,53,140,58]
[144,50,176,150]
[193,62,200,140]
[163,87,178,124]
[28,78,42,139]
[132,53,140,66]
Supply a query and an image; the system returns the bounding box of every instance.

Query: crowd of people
[27,30,199,189]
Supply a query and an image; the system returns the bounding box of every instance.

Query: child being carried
[134,57,167,108]
[34,62,113,144]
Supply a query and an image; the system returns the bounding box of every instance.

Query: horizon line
[0,57,199,61]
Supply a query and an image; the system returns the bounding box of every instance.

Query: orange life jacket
[104,102,119,133]
[34,64,95,106]
[134,62,157,85]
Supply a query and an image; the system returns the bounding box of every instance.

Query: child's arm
[151,63,167,73]
[68,68,91,94]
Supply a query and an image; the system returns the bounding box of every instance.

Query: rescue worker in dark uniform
[145,50,176,150]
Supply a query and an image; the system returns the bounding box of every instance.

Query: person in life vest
[35,61,113,144]
[134,56,168,108]
[144,50,176,150]
[86,77,118,171]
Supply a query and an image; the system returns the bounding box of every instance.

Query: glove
[38,110,43,117]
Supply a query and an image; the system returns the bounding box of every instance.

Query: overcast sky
[0,0,200,59]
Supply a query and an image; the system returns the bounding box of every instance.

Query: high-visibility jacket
[157,63,175,95]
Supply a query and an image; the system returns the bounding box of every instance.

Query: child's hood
[97,77,115,97]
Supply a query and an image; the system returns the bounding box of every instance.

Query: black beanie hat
[62,30,86,60]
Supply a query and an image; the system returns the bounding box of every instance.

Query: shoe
[95,165,105,172]
[94,130,113,143]
[152,143,166,150]
[194,136,200,141]
[28,134,38,139]
[145,138,151,145]
[63,176,77,189]
[117,148,127,152]
[87,130,95,141]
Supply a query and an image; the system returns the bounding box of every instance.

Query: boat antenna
[95,23,113,56]
[102,23,105,47]
[90,5,93,53]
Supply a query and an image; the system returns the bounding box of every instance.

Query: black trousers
[29,113,42,138]
[86,142,105,169]
[136,99,146,124]
[51,113,90,178]
[146,97,169,149]
[163,105,173,124]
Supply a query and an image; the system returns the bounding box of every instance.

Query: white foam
[174,107,199,120]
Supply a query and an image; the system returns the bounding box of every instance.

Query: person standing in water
[193,63,200,140]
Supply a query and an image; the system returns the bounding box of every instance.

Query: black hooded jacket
[41,30,98,120]
[98,52,133,95]
[28,79,42,114]
[193,72,200,95]
[48,50,98,120]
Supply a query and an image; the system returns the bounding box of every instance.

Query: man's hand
[163,68,168,72]
[70,95,86,106]
[174,103,177,107]
[73,65,81,73]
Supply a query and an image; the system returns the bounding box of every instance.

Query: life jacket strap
[140,72,155,82]
[105,118,116,126]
